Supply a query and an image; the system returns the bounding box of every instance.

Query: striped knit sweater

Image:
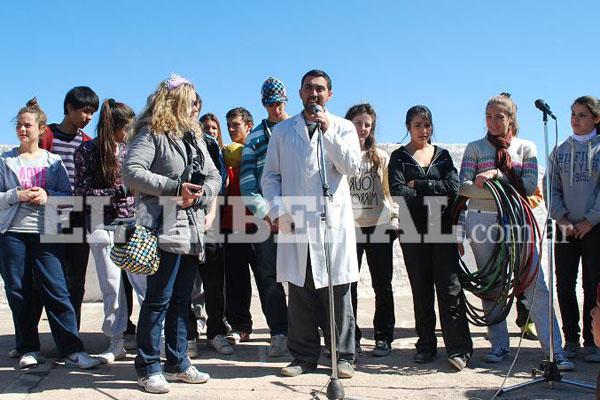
[239,120,274,218]
[459,136,538,212]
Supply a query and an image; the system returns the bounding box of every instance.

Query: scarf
[486,131,526,197]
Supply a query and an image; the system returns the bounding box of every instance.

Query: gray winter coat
[122,126,221,256]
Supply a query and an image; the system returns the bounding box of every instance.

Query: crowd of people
[0,69,599,394]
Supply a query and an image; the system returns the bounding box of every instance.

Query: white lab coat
[261,111,362,289]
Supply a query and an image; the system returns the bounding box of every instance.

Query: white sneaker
[267,334,288,357]
[97,338,127,364]
[187,340,199,358]
[137,373,170,394]
[8,348,20,358]
[65,351,101,369]
[208,334,234,355]
[164,365,210,384]
[19,352,44,369]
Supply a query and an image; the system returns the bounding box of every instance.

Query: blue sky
[1,1,598,157]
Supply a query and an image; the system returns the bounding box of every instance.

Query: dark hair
[63,86,99,115]
[226,107,254,126]
[345,103,382,175]
[572,95,600,133]
[17,97,47,130]
[200,112,223,149]
[301,69,332,91]
[405,105,434,144]
[95,99,135,187]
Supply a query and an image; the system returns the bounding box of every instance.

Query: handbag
[110,224,160,275]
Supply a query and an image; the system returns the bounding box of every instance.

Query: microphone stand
[315,123,345,400]
[498,109,596,395]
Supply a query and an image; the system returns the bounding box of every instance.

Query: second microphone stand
[498,109,596,396]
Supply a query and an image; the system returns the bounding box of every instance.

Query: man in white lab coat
[261,69,362,378]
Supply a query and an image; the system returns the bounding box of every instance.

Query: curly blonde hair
[135,79,201,138]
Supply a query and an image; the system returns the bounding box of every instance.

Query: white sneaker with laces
[19,352,44,369]
[137,373,170,394]
[65,351,101,369]
[98,337,127,364]
[164,365,210,384]
[267,334,288,357]
[208,334,234,355]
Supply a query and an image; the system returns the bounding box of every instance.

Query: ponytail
[95,99,135,187]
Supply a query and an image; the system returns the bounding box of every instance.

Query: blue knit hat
[261,77,288,106]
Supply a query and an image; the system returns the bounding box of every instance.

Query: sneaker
[164,365,210,384]
[448,353,470,371]
[267,334,287,357]
[372,340,391,357]
[484,348,509,363]
[208,334,234,355]
[521,322,538,341]
[225,330,250,345]
[337,360,354,379]
[124,334,137,351]
[65,351,101,369]
[413,350,436,363]
[584,346,600,363]
[554,352,575,371]
[281,359,317,377]
[187,340,199,358]
[8,348,20,358]
[563,341,580,358]
[97,338,127,364]
[19,352,44,369]
[137,373,170,394]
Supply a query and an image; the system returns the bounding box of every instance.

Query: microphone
[310,104,324,132]
[534,99,557,120]
[310,104,324,115]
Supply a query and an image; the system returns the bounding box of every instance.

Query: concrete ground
[0,295,597,400]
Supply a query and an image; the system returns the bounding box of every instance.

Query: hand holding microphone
[310,104,330,132]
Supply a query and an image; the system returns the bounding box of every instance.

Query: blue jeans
[135,252,198,377]
[0,232,84,357]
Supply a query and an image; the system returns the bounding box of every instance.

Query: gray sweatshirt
[549,134,600,226]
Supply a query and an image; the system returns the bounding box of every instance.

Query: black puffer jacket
[388,145,458,234]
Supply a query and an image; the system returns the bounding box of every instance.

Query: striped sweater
[239,120,275,219]
[459,136,538,212]
[40,123,92,190]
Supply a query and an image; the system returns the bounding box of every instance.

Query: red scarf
[486,131,526,197]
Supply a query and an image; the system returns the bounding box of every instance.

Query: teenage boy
[40,86,99,328]
[239,78,290,356]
